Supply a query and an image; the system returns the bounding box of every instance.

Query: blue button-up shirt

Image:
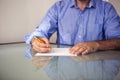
[25,0,120,45]
[24,1,120,80]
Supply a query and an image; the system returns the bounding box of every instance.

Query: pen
[34,36,51,48]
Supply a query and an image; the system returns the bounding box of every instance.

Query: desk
[0,43,120,80]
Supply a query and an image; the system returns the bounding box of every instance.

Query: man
[25,0,120,55]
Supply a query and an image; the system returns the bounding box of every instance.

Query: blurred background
[0,0,120,44]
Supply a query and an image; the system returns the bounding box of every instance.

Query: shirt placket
[75,11,84,44]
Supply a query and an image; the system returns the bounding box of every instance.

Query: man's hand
[70,42,99,55]
[31,37,51,53]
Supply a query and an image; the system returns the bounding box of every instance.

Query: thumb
[42,38,50,46]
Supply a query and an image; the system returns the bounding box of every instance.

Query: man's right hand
[31,37,51,53]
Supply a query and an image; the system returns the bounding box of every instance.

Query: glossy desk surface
[0,43,120,80]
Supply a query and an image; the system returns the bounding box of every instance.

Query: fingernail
[74,53,78,56]
[82,53,85,56]
[46,45,50,48]
[74,54,77,56]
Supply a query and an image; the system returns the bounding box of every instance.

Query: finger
[70,46,80,54]
[32,37,50,48]
[34,39,49,48]
[82,49,90,55]
[33,45,51,53]
[42,38,49,44]
[41,38,51,48]
[75,47,86,55]
[40,47,51,53]
[33,45,41,52]
[70,43,84,54]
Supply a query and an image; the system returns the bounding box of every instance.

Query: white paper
[35,48,76,56]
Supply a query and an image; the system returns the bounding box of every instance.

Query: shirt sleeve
[104,2,120,39]
[25,1,60,44]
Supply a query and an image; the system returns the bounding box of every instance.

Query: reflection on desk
[25,44,120,80]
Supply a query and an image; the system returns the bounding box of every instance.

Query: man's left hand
[69,42,99,55]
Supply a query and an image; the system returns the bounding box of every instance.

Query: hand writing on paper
[31,37,51,53]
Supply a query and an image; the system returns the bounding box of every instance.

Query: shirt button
[78,35,82,38]
[80,24,83,27]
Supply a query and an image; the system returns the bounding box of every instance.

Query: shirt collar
[70,0,96,8]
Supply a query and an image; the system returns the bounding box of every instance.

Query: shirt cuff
[24,32,47,44]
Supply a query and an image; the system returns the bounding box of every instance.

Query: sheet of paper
[35,48,76,56]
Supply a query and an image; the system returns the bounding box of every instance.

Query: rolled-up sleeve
[104,3,120,39]
[25,2,60,44]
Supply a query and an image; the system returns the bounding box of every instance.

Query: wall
[109,0,120,16]
[0,0,120,44]
[0,0,56,43]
